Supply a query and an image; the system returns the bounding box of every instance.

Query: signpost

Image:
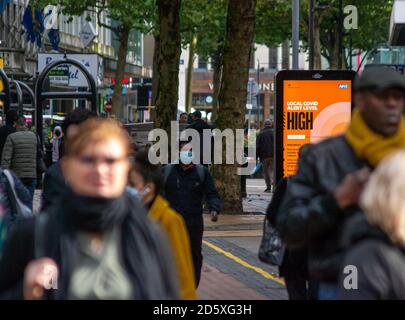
[79,21,97,48]
[275,70,356,182]
[38,53,100,87]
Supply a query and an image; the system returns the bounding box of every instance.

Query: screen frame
[274,70,357,183]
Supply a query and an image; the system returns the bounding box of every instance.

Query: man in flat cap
[276,67,405,299]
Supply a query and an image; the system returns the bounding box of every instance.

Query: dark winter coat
[0,124,15,161]
[0,193,179,300]
[276,135,369,282]
[256,127,274,160]
[337,217,405,300]
[1,128,37,178]
[267,177,308,278]
[164,164,220,229]
[41,162,69,211]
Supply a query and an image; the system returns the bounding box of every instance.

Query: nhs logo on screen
[338,84,349,89]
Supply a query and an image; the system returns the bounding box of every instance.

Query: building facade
[1,1,151,119]
[179,41,308,126]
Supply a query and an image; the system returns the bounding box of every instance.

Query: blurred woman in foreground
[0,118,178,300]
[338,151,405,300]
[128,149,197,300]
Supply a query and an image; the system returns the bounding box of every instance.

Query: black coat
[0,194,179,300]
[337,227,405,300]
[267,177,308,278]
[276,135,369,282]
[256,127,274,160]
[41,162,70,211]
[164,164,220,229]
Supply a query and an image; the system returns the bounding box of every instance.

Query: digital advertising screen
[275,71,356,182]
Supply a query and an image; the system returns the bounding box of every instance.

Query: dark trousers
[187,224,204,287]
[20,178,36,210]
[261,157,274,189]
[284,274,319,300]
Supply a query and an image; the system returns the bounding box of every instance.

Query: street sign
[38,53,100,87]
[48,65,69,85]
[79,21,97,48]
[275,70,356,182]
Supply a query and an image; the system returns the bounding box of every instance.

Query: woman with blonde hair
[0,118,179,300]
[337,150,405,300]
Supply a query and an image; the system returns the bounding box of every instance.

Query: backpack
[162,164,206,188]
[2,170,33,219]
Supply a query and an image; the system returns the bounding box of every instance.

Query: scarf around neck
[45,192,179,300]
[65,192,127,232]
[345,108,405,167]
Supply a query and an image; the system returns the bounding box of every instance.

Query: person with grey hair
[256,119,274,192]
[1,115,37,207]
[337,151,405,300]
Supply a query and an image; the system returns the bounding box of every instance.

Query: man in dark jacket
[41,109,95,211]
[256,119,274,192]
[163,141,221,286]
[277,67,405,299]
[0,110,18,161]
[186,110,213,166]
[1,115,37,206]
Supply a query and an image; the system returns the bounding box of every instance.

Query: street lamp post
[309,0,315,70]
[292,0,300,70]
[257,60,260,127]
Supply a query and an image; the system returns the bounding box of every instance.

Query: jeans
[20,178,36,210]
[318,282,338,300]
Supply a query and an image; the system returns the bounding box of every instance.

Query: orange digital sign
[282,80,352,177]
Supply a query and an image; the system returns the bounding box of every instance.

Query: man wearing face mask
[277,67,405,299]
[163,141,221,286]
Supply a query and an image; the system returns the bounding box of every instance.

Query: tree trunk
[213,0,257,214]
[111,26,130,119]
[185,33,197,113]
[154,0,182,136]
[210,49,223,123]
[151,34,160,122]
[330,25,340,70]
[313,13,322,69]
[152,34,160,106]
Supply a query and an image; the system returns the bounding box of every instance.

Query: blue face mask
[180,150,193,164]
[126,186,140,199]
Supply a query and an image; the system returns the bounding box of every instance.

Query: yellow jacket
[149,195,198,300]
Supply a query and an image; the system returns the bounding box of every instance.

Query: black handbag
[258,217,286,266]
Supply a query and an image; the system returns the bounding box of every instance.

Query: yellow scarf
[346,108,405,167]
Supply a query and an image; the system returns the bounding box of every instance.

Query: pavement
[197,179,288,300]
